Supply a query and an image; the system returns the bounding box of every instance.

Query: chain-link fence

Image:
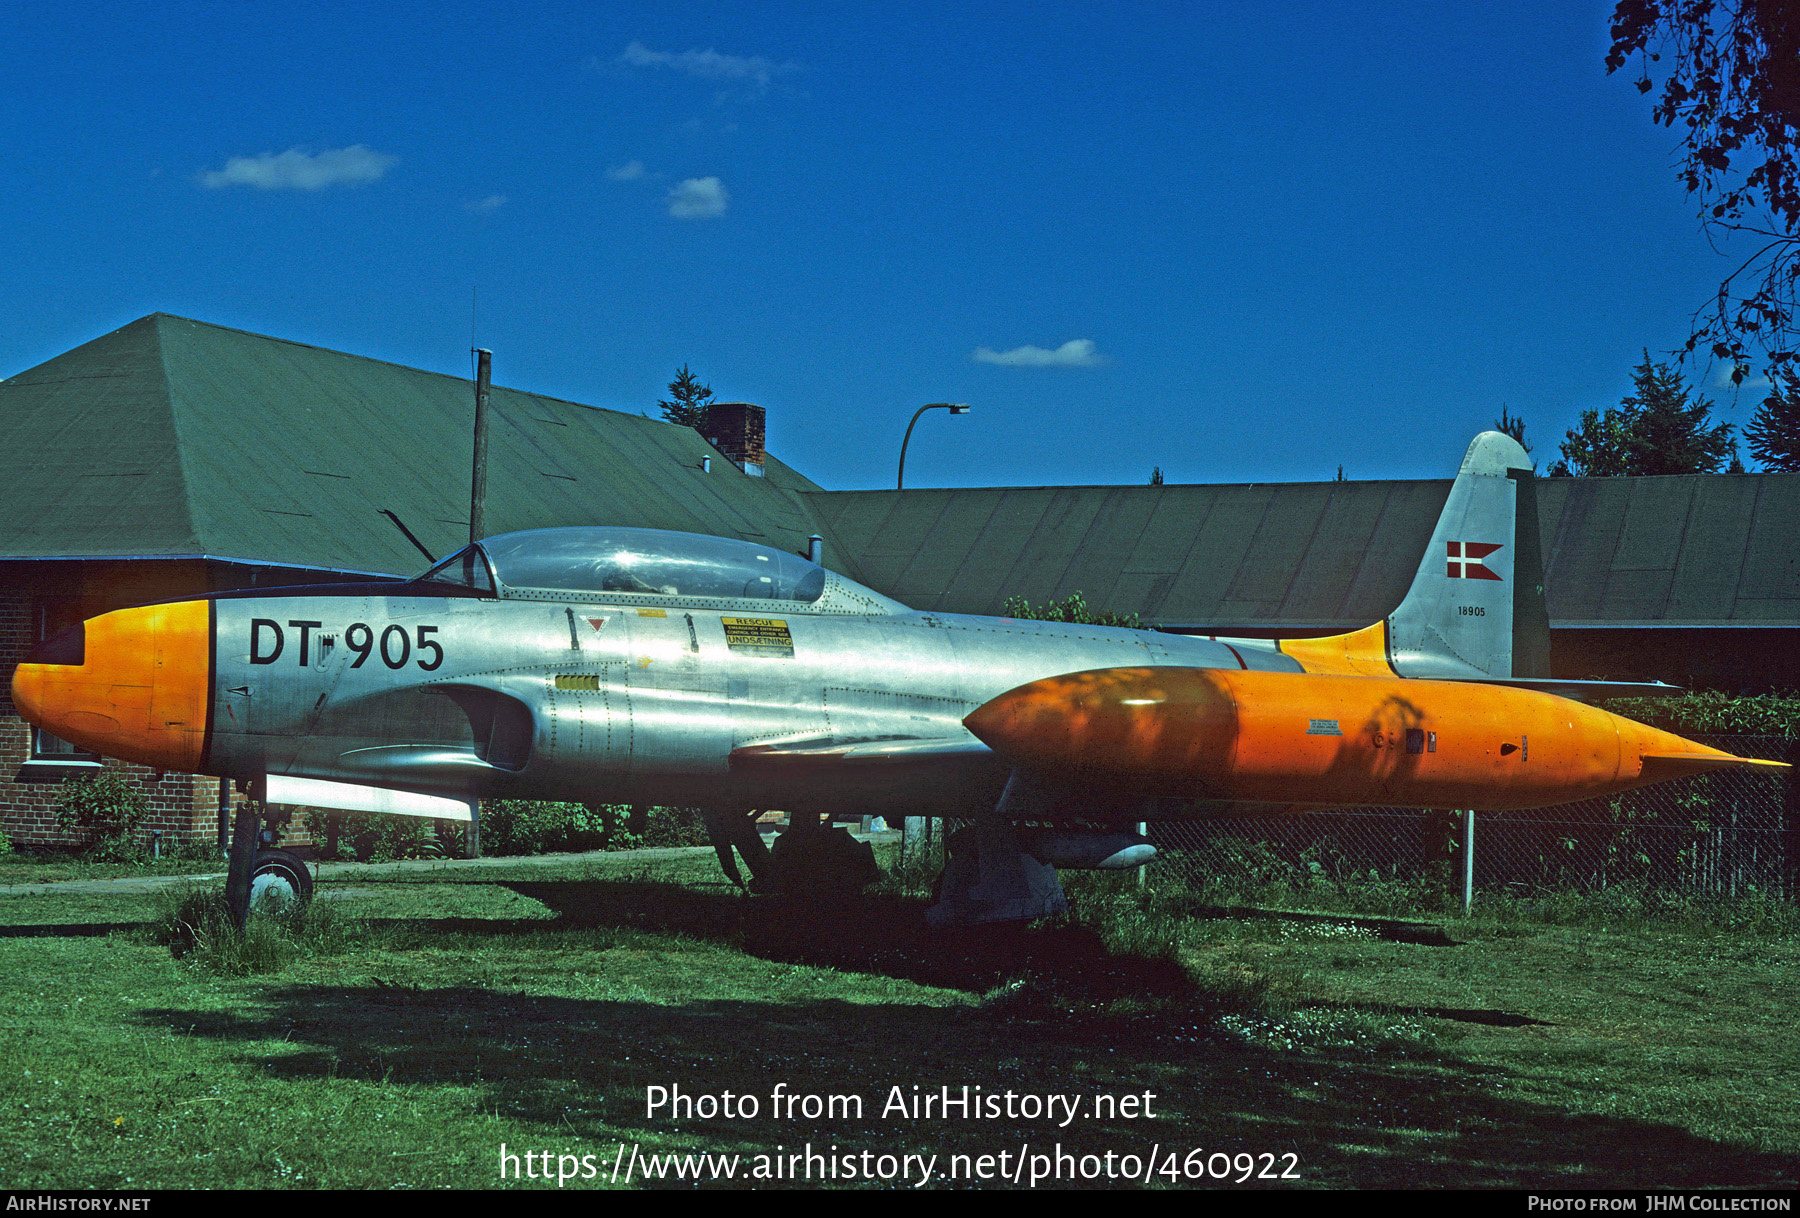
[1146,735,1798,908]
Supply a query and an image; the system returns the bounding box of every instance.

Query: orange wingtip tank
[962,666,1785,812]
[10,600,212,773]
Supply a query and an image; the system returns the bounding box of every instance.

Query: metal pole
[1463,808,1475,915]
[470,348,492,545]
[1136,819,1148,889]
[896,403,968,489]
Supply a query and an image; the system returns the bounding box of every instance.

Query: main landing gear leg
[226,788,315,929]
[703,809,776,894]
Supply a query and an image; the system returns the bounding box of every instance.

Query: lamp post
[896,402,970,490]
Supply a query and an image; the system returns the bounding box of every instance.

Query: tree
[1148,466,1164,485]
[1548,351,1736,475]
[1001,591,1146,630]
[658,364,713,428]
[1745,368,1800,468]
[1494,406,1532,453]
[1608,1,1800,382]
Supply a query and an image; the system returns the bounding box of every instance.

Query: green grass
[0,852,1793,1189]
[0,848,227,886]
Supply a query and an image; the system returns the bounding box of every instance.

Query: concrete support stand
[926,815,1068,927]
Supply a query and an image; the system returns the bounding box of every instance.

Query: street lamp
[896,402,970,490]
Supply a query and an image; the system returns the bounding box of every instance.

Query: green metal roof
[0,314,864,581]
[6,314,1794,629]
[802,473,1800,629]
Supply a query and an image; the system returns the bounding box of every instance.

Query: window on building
[31,602,98,763]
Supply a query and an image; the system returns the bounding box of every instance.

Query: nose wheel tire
[249,849,314,911]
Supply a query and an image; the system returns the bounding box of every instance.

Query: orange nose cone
[10,600,211,772]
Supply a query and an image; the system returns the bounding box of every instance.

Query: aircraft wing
[729,736,993,771]
[1441,677,1684,701]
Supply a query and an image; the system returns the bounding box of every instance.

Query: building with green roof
[3,313,1796,846]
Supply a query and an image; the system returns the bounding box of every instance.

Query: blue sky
[0,1,1758,489]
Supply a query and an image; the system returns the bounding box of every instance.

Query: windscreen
[413,545,496,594]
[479,527,827,603]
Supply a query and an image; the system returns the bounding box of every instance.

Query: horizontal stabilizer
[262,774,475,821]
[1639,753,1790,778]
[1449,677,1684,702]
[730,736,991,770]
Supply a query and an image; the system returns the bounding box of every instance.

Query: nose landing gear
[225,797,314,927]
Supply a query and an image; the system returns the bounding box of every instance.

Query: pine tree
[1494,406,1531,453]
[1623,354,1734,474]
[658,364,714,428]
[1547,406,1636,476]
[1745,371,1800,471]
[1549,352,1734,476]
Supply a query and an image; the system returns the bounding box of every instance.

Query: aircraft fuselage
[203,590,1298,813]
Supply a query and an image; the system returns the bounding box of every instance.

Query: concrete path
[0,844,722,898]
[0,831,900,898]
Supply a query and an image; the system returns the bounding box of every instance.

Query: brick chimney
[704,402,766,477]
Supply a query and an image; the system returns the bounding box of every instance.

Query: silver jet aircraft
[12,432,1778,923]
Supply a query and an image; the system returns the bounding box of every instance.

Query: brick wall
[703,401,766,472]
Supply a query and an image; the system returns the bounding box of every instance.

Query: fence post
[1463,808,1476,915]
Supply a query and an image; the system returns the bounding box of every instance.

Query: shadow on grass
[488,879,1195,1009]
[1301,999,1556,1028]
[0,921,147,938]
[132,983,1800,1189]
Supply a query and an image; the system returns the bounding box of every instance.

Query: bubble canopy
[416,527,827,604]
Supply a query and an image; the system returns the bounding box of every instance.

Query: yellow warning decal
[636,608,668,618]
[721,617,795,659]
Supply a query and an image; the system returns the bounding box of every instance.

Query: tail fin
[1387,430,1547,679]
[1280,431,1549,680]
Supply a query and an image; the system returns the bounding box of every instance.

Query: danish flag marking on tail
[1447,541,1503,581]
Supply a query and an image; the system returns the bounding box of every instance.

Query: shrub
[54,772,149,861]
[150,882,362,975]
[1602,690,1800,735]
[299,809,450,862]
[481,800,609,855]
[1001,591,1147,630]
[478,802,709,855]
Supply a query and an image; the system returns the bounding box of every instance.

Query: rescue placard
[721,617,794,659]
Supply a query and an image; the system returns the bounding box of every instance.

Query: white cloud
[971,339,1103,368]
[200,145,397,191]
[617,40,795,90]
[606,160,646,181]
[1715,363,1770,390]
[465,194,507,213]
[667,176,729,219]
